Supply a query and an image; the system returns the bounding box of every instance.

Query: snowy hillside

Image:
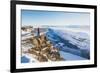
[46,28,90,59]
[21,27,90,63]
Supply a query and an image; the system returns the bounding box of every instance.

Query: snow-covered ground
[51,27,90,51]
[21,27,90,63]
[60,51,86,60]
[46,27,90,59]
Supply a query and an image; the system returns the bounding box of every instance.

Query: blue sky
[21,10,90,26]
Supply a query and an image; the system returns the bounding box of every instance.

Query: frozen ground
[21,27,90,63]
[60,51,86,60]
[46,27,90,59]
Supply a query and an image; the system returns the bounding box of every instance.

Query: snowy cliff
[46,28,90,59]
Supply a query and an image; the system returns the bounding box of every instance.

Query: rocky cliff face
[21,26,64,63]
